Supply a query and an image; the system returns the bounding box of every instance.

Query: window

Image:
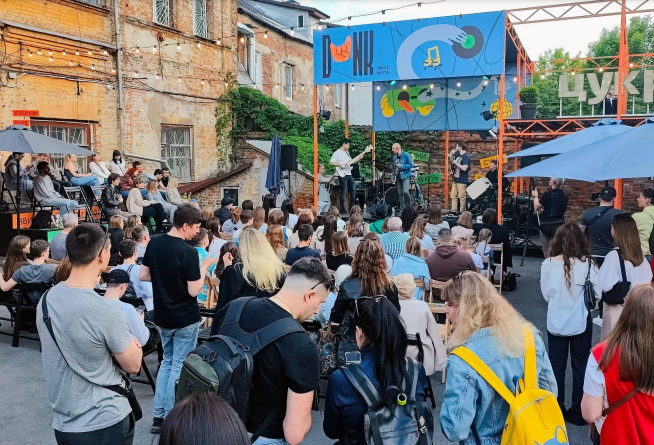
[222,188,239,204]
[194,0,208,38]
[153,0,171,27]
[254,50,263,90]
[77,0,104,6]
[335,84,342,108]
[161,126,193,181]
[31,122,91,174]
[285,65,293,101]
[297,15,304,29]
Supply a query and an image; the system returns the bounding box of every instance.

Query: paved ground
[0,254,598,445]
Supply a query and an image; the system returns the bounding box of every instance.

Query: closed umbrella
[0,125,94,156]
[506,118,654,181]
[507,118,630,158]
[266,134,282,194]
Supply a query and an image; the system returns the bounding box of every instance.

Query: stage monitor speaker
[519,142,542,168]
[369,204,390,218]
[280,145,298,171]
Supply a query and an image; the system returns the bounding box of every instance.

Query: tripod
[513,179,540,266]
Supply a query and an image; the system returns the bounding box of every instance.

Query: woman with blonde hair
[393,273,447,375]
[123,215,141,239]
[222,206,242,234]
[440,272,557,443]
[218,228,286,300]
[146,179,176,224]
[266,224,288,262]
[165,176,188,205]
[409,216,435,252]
[451,210,474,239]
[63,154,99,186]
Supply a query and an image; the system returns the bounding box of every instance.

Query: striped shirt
[379,231,411,260]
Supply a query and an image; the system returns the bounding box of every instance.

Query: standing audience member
[262,193,276,221]
[139,204,218,433]
[159,395,250,445]
[222,206,242,235]
[282,199,298,230]
[146,180,176,224]
[598,213,652,338]
[3,236,30,282]
[458,236,484,271]
[346,213,367,255]
[425,228,478,282]
[200,206,214,228]
[37,223,142,445]
[379,217,410,260]
[368,205,388,235]
[324,296,429,445]
[533,178,569,258]
[267,209,290,245]
[102,173,131,221]
[206,217,226,257]
[363,232,393,272]
[211,258,332,445]
[241,199,254,212]
[425,204,449,241]
[580,186,623,265]
[191,228,215,303]
[233,210,254,246]
[409,216,436,252]
[33,162,78,214]
[391,236,430,300]
[477,208,513,272]
[4,152,33,191]
[632,188,654,260]
[88,153,111,185]
[108,215,125,266]
[440,272,557,443]
[452,211,474,239]
[0,240,56,303]
[116,239,154,311]
[286,225,321,266]
[103,269,150,346]
[50,213,79,261]
[131,225,150,261]
[326,231,353,271]
[541,223,599,425]
[582,284,654,444]
[393,273,447,375]
[400,205,419,233]
[126,177,167,233]
[63,154,99,187]
[213,242,242,313]
[214,197,233,225]
[266,224,288,263]
[252,206,267,233]
[110,150,126,176]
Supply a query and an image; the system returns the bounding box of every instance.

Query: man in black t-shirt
[211,257,333,445]
[580,186,623,264]
[450,142,471,213]
[533,177,569,257]
[140,204,218,433]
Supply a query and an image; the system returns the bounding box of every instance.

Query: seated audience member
[159,395,250,445]
[33,161,78,214]
[152,169,166,192]
[63,154,99,187]
[425,228,478,281]
[108,215,125,266]
[582,284,654,444]
[126,177,167,233]
[409,216,436,252]
[363,232,393,272]
[348,204,362,217]
[288,213,314,249]
[476,208,513,272]
[165,177,187,205]
[452,211,474,239]
[282,199,298,230]
[109,150,126,176]
[121,161,145,199]
[381,218,390,234]
[328,206,346,231]
[241,199,254,212]
[211,258,332,445]
[207,217,226,256]
[286,225,321,266]
[2,236,30,285]
[0,240,56,303]
[123,215,141,239]
[425,204,449,241]
[233,210,254,246]
[476,228,495,272]
[347,213,367,255]
[326,231,353,271]
[89,153,111,185]
[50,213,79,261]
[439,272,556,443]
[103,269,150,346]
[266,224,288,263]
[4,152,33,191]
[379,217,411,260]
[252,206,267,234]
[160,167,170,187]
[393,273,447,375]
[459,236,484,271]
[324,296,429,444]
[147,179,176,224]
[214,197,233,225]
[391,236,430,300]
[116,239,154,311]
[400,205,419,233]
[222,206,242,235]
[130,225,150,261]
[191,228,216,303]
[214,242,242,313]
[369,205,389,235]
[268,210,290,245]
[102,173,132,221]
[27,153,71,192]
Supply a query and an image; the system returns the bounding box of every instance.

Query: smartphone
[345,351,362,365]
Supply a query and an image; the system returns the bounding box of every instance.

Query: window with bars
[285,65,293,101]
[297,15,304,29]
[161,126,193,181]
[335,84,342,108]
[77,0,104,6]
[194,0,208,38]
[31,122,90,174]
[154,0,171,27]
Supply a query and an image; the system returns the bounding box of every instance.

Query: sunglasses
[310,277,335,293]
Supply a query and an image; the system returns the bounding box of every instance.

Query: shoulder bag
[602,250,631,305]
[583,206,613,237]
[583,259,597,311]
[589,386,639,442]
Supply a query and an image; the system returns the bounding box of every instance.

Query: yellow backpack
[451,325,569,445]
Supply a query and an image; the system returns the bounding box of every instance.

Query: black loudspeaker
[280,145,298,171]
[369,204,390,218]
[519,142,542,168]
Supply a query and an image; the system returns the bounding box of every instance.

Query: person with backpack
[582,284,654,445]
[579,186,623,266]
[440,272,560,444]
[324,295,431,445]
[115,239,154,311]
[540,223,599,426]
[207,257,333,445]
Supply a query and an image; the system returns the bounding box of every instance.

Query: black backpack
[118,265,141,308]
[342,357,434,445]
[176,297,306,438]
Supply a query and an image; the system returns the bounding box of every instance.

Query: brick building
[0,0,237,182]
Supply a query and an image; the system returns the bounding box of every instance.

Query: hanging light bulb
[177,44,181,50]
[456,82,461,87]
[240,37,245,43]
[88,50,92,55]
[103,50,108,55]
[49,56,53,62]
[112,68,116,73]
[134,72,138,77]
[225,82,229,87]
[571,71,575,76]
[326,85,329,91]
[483,80,488,86]
[62,50,66,56]
[513,76,517,82]
[217,38,221,45]
[201,79,205,85]
[599,67,604,72]
[630,62,634,68]
[178,77,182,82]
[75,50,79,55]
[376,85,380,91]
[290,27,294,35]
[275,84,279,89]
[29,51,33,57]
[155,73,159,79]
[152,46,157,52]
[91,64,96,70]
[197,43,201,48]
[49,50,52,55]
[430,83,434,89]
[70,61,74,66]
[540,74,545,79]
[136,48,140,53]
[37,49,42,55]
[264,31,268,39]
[301,85,305,90]
[403,84,407,89]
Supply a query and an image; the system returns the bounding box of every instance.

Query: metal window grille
[77,0,104,6]
[194,0,208,38]
[154,0,171,26]
[285,65,293,100]
[161,126,193,181]
[31,124,90,173]
[297,15,304,28]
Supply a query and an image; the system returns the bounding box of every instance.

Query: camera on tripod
[515,195,533,206]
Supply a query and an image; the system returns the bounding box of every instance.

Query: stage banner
[313,11,505,85]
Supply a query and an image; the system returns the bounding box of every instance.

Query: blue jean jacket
[392,152,415,180]
[439,328,557,445]
[391,254,430,300]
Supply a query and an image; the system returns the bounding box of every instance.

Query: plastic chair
[406,332,436,408]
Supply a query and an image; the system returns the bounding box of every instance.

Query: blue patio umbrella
[506,118,654,181]
[265,134,282,194]
[507,118,630,158]
[0,125,94,156]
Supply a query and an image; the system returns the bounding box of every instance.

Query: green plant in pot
[518,85,539,119]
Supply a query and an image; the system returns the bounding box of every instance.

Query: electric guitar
[335,145,373,177]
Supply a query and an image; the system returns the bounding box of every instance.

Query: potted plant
[519,85,539,119]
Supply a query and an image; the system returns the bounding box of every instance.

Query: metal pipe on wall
[112,0,125,153]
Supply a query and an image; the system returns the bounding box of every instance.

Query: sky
[301,0,648,60]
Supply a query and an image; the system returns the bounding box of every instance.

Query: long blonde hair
[239,228,285,293]
[442,272,533,356]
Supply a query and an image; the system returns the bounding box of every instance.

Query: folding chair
[84,185,107,223]
[406,332,436,408]
[1,172,18,212]
[201,277,219,309]
[489,243,504,293]
[130,334,159,392]
[29,190,56,227]
[481,256,491,280]
[429,279,446,303]
[61,186,93,221]
[415,277,430,302]
[428,302,451,383]
[0,282,50,347]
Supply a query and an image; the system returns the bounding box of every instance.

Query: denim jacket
[392,151,415,180]
[440,327,557,444]
[391,254,430,300]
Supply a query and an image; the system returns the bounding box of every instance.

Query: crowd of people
[2,179,654,445]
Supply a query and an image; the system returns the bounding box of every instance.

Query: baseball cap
[600,186,617,201]
[106,269,131,284]
[221,197,233,207]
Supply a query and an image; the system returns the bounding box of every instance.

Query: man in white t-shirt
[330,138,369,213]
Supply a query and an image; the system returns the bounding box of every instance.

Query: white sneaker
[593,316,603,327]
[51,214,63,229]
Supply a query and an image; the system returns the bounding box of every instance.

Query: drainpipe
[113,0,125,153]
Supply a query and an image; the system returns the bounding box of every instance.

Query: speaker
[369,204,390,218]
[519,142,542,168]
[280,145,298,171]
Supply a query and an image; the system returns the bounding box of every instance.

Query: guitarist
[330,138,371,213]
[391,143,415,211]
[449,142,471,213]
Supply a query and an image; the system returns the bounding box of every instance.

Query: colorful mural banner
[407,149,430,162]
[313,11,506,85]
